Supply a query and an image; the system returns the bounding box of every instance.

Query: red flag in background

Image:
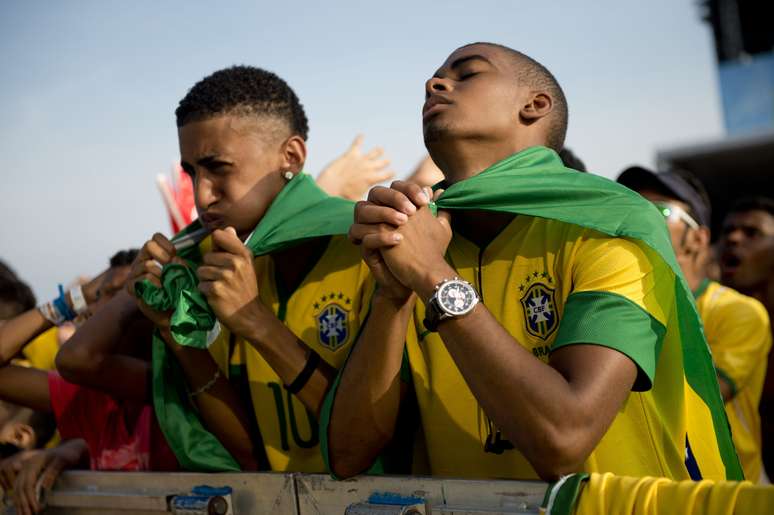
[156,164,197,234]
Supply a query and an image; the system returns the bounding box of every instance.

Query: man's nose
[194,173,218,210]
[724,227,745,245]
[425,76,451,98]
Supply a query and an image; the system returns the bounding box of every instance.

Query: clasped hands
[127,228,262,337]
[349,181,453,304]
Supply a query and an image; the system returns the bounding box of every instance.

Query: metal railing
[3,471,547,514]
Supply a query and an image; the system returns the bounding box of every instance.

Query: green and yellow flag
[136,173,354,471]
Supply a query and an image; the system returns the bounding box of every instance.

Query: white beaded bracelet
[38,302,66,325]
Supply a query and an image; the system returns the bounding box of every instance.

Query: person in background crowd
[0,251,180,515]
[4,439,88,515]
[0,252,135,366]
[0,402,55,461]
[618,167,771,483]
[325,42,739,482]
[558,147,586,172]
[316,135,395,200]
[719,196,774,479]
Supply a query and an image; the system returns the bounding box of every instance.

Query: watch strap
[423,296,444,332]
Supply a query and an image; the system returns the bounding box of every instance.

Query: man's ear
[687,226,711,257]
[281,135,307,174]
[520,92,553,122]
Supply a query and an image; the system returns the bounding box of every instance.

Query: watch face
[438,280,477,315]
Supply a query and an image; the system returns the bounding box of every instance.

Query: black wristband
[284,349,321,394]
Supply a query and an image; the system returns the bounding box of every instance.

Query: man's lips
[720,252,742,275]
[422,96,452,120]
[199,213,224,228]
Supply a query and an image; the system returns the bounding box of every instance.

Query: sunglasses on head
[652,201,699,230]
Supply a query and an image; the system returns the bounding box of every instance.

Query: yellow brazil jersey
[694,280,772,483]
[209,235,373,472]
[405,215,728,480]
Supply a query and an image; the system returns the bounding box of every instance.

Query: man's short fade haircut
[109,249,139,268]
[728,196,774,218]
[558,147,586,172]
[0,261,35,319]
[175,65,309,140]
[464,43,568,151]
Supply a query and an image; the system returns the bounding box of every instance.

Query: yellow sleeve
[570,234,673,326]
[553,234,673,390]
[705,294,772,394]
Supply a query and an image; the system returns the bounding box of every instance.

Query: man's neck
[271,237,330,295]
[452,210,516,249]
[676,252,707,293]
[683,268,706,293]
[741,280,774,319]
[429,135,544,248]
[429,136,543,185]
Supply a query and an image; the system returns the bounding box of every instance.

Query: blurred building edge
[655,1,773,237]
[700,0,774,136]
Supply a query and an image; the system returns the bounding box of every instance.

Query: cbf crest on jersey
[313,292,352,351]
[519,272,558,340]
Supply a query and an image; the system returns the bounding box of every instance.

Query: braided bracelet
[188,369,221,401]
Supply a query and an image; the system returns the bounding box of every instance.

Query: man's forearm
[0,282,104,364]
[0,365,51,412]
[0,309,52,364]
[57,291,150,402]
[54,438,91,469]
[328,293,413,478]
[436,303,634,479]
[161,330,258,470]
[240,301,335,416]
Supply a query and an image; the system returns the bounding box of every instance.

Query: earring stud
[283,170,295,181]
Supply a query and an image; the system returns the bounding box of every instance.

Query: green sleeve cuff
[551,291,665,391]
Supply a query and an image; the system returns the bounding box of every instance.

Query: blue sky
[0,0,725,298]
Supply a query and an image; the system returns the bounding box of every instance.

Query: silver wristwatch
[423,277,480,332]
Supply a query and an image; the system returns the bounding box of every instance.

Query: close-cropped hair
[109,249,139,268]
[464,42,568,151]
[558,147,586,172]
[0,262,36,319]
[728,196,774,217]
[175,65,309,140]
